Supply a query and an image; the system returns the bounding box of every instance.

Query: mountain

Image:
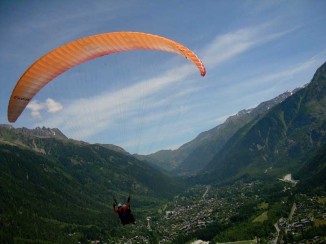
[0,125,185,242]
[0,125,184,197]
[195,61,326,184]
[0,124,67,139]
[136,91,295,174]
[0,124,69,153]
[134,146,193,172]
[174,91,296,175]
[95,143,129,155]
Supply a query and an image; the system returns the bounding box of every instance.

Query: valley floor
[111,179,326,243]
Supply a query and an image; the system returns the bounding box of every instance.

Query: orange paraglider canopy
[8,31,206,122]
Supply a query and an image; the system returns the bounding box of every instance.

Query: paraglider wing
[8,32,206,122]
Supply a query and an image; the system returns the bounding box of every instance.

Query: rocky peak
[0,124,67,140]
[31,126,67,139]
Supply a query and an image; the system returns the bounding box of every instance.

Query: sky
[0,0,325,154]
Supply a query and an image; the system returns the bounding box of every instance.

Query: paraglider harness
[113,195,135,225]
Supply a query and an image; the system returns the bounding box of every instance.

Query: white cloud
[27,98,63,120]
[222,55,324,97]
[202,23,295,69]
[46,98,63,113]
[42,67,194,137]
[26,101,45,120]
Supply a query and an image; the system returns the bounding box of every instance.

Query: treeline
[283,225,326,243]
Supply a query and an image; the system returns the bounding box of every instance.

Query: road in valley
[202,185,211,199]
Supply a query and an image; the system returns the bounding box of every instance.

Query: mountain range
[2,62,325,187]
[194,61,326,184]
[137,62,326,185]
[0,124,184,198]
[135,90,298,175]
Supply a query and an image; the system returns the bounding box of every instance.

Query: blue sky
[0,0,325,154]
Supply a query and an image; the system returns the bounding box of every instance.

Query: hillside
[0,125,185,242]
[136,91,294,174]
[196,61,326,183]
[174,91,295,175]
[295,143,326,190]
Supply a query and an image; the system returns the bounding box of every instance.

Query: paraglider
[8,31,206,122]
[113,194,135,225]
